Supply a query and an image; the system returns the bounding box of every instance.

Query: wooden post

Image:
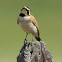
[17,41,53,62]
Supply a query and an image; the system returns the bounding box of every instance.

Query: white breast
[18,16,38,37]
[19,21,37,35]
[18,16,30,21]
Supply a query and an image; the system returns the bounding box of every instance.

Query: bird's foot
[24,39,27,45]
[25,38,27,41]
[24,38,27,42]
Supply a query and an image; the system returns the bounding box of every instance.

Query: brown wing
[29,15,38,28]
[29,15,41,41]
[29,15,40,37]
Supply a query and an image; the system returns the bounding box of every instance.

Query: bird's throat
[19,13,25,17]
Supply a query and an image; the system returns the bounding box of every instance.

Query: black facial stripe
[27,10,29,15]
[24,9,29,15]
[19,13,25,17]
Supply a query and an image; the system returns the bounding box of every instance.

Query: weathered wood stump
[17,41,53,62]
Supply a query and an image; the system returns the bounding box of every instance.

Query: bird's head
[20,6,30,16]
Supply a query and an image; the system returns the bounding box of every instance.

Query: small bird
[17,6,41,41]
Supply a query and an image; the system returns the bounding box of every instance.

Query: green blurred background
[0,0,62,62]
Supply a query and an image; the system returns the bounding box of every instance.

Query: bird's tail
[35,36,42,41]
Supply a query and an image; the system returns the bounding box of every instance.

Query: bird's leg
[32,35,34,42]
[24,33,28,41]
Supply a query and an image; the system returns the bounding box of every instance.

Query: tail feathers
[35,37,42,41]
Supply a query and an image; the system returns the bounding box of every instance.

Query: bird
[17,6,42,41]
